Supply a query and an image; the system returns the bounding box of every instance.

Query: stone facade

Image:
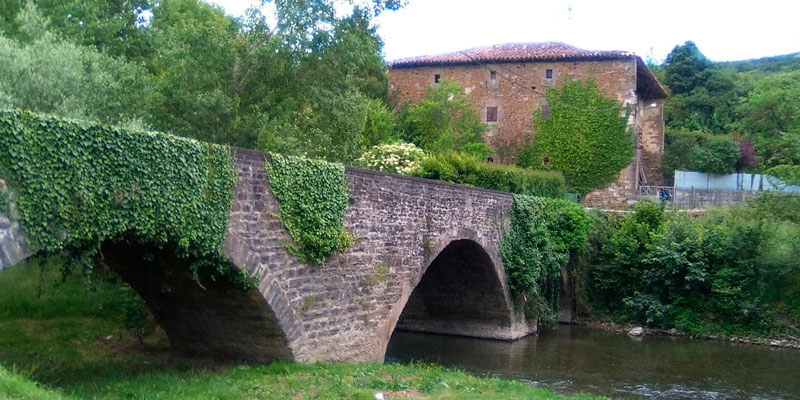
[388,43,667,206]
[0,148,536,362]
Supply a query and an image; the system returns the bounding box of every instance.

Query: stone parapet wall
[582,182,638,208]
[672,189,755,209]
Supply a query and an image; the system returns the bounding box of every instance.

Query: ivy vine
[265,154,354,265]
[517,79,633,193]
[500,195,589,324]
[0,110,237,265]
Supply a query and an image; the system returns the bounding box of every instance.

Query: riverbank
[1,361,606,400]
[0,259,602,400]
[576,319,800,350]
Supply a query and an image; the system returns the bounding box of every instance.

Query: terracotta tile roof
[390,42,668,99]
[390,42,633,67]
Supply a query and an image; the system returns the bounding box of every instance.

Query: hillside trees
[662,41,738,132]
[660,42,800,179]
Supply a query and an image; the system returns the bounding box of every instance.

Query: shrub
[355,142,425,175]
[576,198,800,335]
[764,164,800,186]
[414,152,566,198]
[517,79,632,193]
[690,134,740,174]
[400,78,487,154]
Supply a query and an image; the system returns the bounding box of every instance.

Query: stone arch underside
[394,239,529,340]
[100,237,293,363]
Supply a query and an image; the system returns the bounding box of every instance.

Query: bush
[764,164,800,186]
[400,79,487,154]
[662,129,741,182]
[355,142,425,175]
[414,152,566,198]
[576,199,800,335]
[690,135,740,174]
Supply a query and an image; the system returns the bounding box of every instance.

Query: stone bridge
[0,148,534,363]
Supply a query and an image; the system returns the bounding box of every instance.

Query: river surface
[385,325,800,399]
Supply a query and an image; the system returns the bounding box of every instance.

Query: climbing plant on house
[265,154,354,265]
[517,79,633,193]
[0,110,239,279]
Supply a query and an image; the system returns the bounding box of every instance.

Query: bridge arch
[0,215,295,362]
[100,236,294,363]
[381,237,533,359]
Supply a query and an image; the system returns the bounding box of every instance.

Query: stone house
[388,42,668,206]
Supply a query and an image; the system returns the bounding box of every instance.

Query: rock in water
[628,327,644,337]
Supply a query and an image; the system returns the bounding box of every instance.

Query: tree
[0,2,152,126]
[146,0,239,144]
[250,8,396,161]
[661,130,741,181]
[0,0,153,59]
[400,78,486,154]
[690,135,740,174]
[662,42,738,132]
[517,79,632,193]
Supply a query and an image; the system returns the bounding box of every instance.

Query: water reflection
[385,325,800,399]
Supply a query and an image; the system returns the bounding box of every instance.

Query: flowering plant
[356,142,426,175]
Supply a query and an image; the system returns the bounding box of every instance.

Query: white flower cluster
[356,142,426,175]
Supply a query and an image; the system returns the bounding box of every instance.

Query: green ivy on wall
[517,79,633,194]
[0,110,237,263]
[500,195,589,324]
[265,153,354,265]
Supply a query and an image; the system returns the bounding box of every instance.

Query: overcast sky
[207,0,800,63]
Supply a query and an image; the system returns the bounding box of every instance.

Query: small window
[486,106,498,123]
[434,74,441,84]
[490,70,497,80]
[545,69,553,79]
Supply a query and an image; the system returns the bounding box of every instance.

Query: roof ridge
[390,42,633,67]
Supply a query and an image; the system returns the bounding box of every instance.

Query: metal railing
[638,185,674,202]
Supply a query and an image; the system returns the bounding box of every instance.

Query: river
[385,325,800,399]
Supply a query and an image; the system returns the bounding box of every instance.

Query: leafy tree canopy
[662,41,738,132]
[0,0,152,59]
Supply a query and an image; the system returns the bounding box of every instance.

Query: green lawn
[0,258,605,400]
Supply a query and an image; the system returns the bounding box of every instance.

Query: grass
[0,257,606,400]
